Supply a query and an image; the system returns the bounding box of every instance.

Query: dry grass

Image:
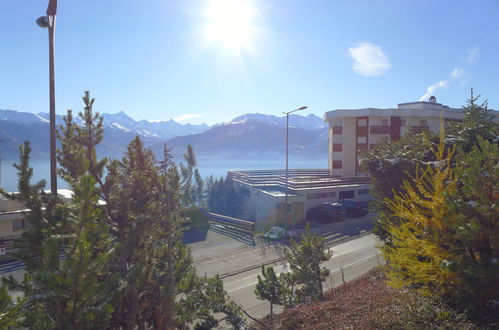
[253,268,477,329]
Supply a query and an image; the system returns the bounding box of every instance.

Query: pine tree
[0,140,114,328]
[284,225,332,302]
[449,137,499,317]
[448,90,498,152]
[255,265,289,323]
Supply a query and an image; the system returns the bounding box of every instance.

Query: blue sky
[1,0,498,125]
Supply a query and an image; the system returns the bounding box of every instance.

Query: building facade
[324,97,468,177]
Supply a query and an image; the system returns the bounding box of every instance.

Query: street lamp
[37,0,58,197]
[283,105,308,230]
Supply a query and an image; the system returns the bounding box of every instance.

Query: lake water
[0,157,328,192]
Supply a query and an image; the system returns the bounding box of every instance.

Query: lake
[0,157,328,192]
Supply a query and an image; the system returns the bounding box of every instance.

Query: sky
[1,0,498,125]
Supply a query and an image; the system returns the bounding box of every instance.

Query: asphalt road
[218,233,381,324]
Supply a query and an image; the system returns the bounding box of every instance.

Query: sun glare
[203,0,256,52]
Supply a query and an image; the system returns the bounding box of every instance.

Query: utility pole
[0,139,2,189]
[37,0,58,197]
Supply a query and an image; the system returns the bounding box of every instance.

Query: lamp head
[36,16,50,28]
[298,106,308,110]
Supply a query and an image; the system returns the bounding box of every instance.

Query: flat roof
[229,169,370,191]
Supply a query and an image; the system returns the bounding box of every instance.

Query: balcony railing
[370,125,391,134]
[332,126,342,134]
[332,144,342,152]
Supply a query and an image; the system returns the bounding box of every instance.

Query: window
[357,136,367,144]
[381,119,389,126]
[401,119,406,127]
[420,119,428,126]
[307,192,336,200]
[357,118,367,127]
[357,189,370,195]
[13,219,25,231]
[339,190,355,199]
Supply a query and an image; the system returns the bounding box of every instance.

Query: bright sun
[203,0,256,52]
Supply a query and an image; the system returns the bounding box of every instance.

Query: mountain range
[0,109,328,161]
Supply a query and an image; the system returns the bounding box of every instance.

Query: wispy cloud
[419,80,449,101]
[348,42,391,76]
[419,67,468,101]
[465,46,479,63]
[450,67,464,79]
[174,114,203,122]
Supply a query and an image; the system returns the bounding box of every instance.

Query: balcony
[407,126,429,133]
[332,144,342,152]
[370,125,391,134]
[332,126,342,134]
[332,161,342,169]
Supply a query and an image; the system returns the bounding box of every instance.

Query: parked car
[336,199,369,218]
[263,226,299,241]
[306,203,346,223]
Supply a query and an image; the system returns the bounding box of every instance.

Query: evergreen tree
[206,175,249,218]
[284,225,332,302]
[449,137,499,318]
[255,265,289,323]
[447,90,498,152]
[1,141,114,328]
[56,92,244,329]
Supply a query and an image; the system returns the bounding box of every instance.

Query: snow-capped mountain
[0,108,327,161]
[229,113,327,130]
[151,114,329,159]
[0,109,209,160]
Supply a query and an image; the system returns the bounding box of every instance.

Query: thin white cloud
[450,67,464,79]
[419,80,449,101]
[348,42,391,76]
[174,114,204,122]
[465,46,479,63]
[419,67,469,101]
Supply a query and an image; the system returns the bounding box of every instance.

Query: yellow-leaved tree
[381,129,461,297]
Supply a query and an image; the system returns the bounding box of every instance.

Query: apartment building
[324,97,473,177]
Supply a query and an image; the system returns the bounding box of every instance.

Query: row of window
[307,189,370,200]
[357,119,428,127]
[307,192,336,200]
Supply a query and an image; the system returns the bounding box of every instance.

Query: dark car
[306,203,346,223]
[336,199,369,218]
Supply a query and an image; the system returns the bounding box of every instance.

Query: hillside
[255,269,477,329]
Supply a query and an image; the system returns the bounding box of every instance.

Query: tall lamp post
[37,0,58,196]
[283,106,307,230]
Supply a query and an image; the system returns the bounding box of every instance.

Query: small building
[0,189,74,258]
[323,97,498,177]
[229,169,370,228]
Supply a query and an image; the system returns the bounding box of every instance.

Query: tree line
[0,92,244,329]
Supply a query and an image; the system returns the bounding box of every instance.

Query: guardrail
[208,213,255,233]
